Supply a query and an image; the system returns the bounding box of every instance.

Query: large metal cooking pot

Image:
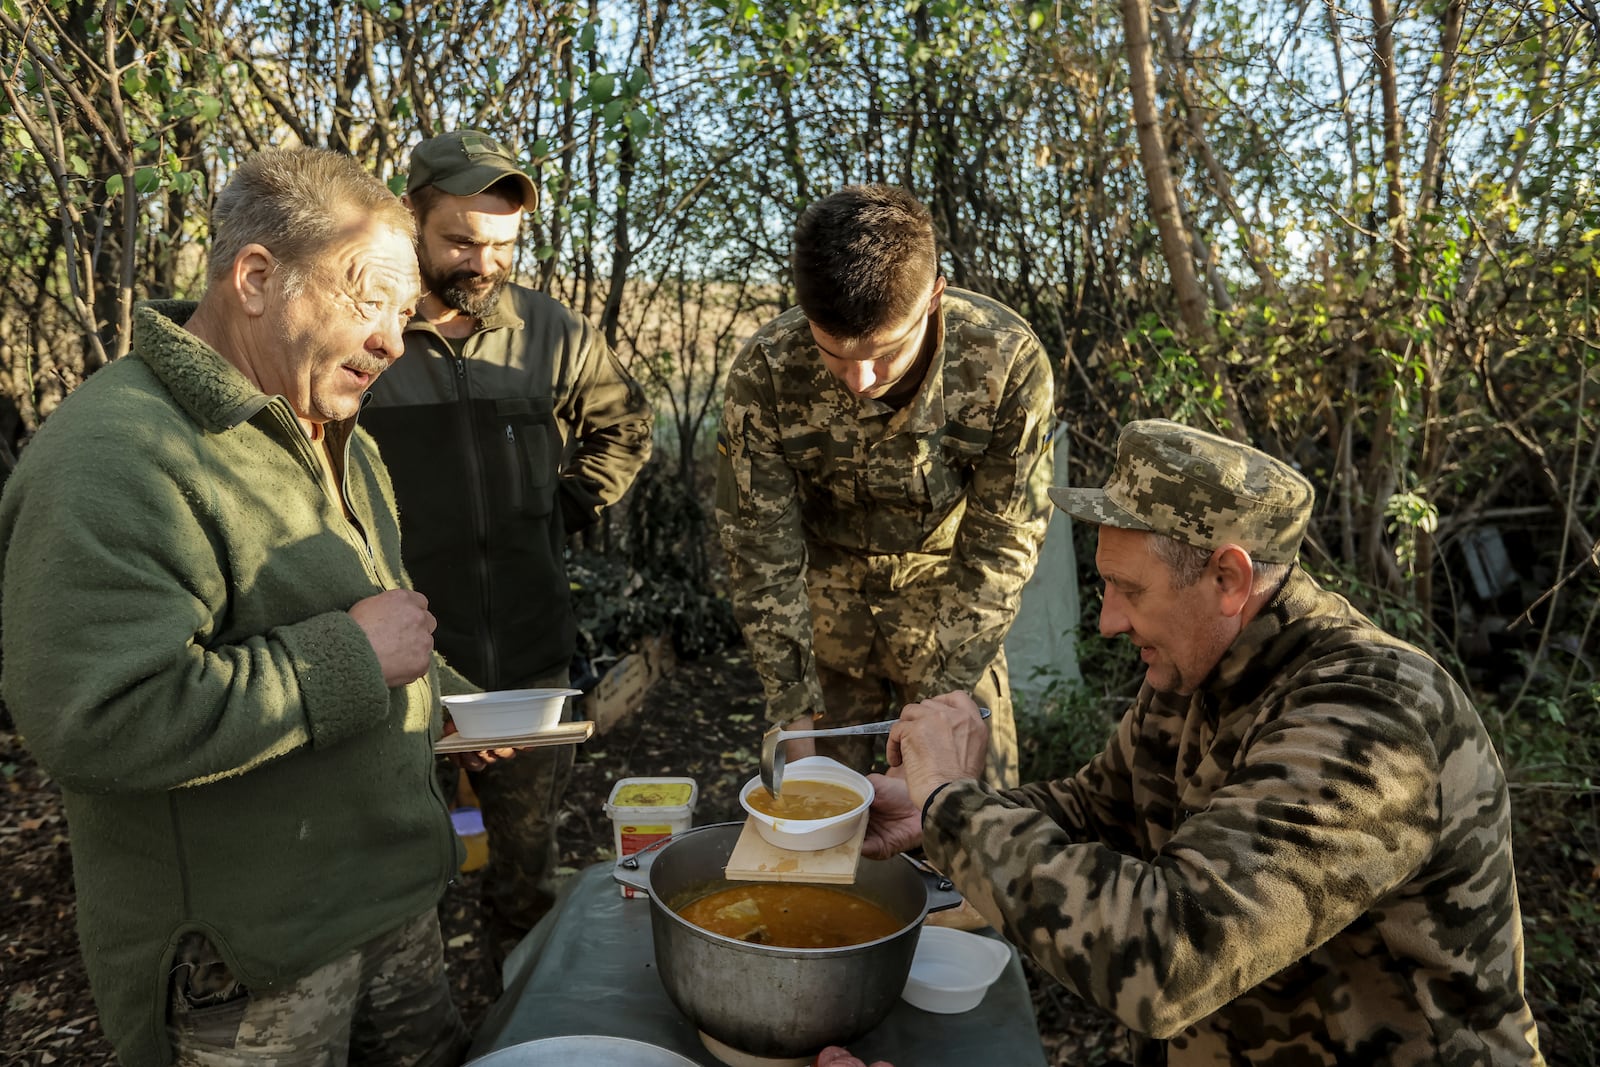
[612,822,964,1060]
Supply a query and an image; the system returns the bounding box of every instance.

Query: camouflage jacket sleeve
[923,334,1054,695]
[714,337,824,725]
[921,677,1439,1038]
[555,327,654,534]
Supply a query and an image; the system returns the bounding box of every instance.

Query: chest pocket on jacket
[495,397,557,517]
[782,430,862,508]
[918,434,985,514]
[889,435,960,515]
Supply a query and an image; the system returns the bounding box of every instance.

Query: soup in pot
[746,780,862,821]
[676,884,902,948]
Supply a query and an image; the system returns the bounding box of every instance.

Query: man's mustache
[446,269,504,288]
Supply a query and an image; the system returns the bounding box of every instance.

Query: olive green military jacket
[715,290,1054,725]
[0,303,466,1066]
[923,568,1544,1065]
[363,284,653,689]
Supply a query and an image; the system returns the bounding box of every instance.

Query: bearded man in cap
[363,131,653,953]
[856,419,1544,1065]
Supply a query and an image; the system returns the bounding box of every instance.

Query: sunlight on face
[1094,525,1238,695]
[415,190,523,318]
[269,217,421,425]
[809,278,944,400]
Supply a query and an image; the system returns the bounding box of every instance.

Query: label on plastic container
[618,823,675,853]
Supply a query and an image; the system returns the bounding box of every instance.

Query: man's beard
[428,268,509,319]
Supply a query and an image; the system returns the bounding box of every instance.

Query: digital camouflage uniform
[168,912,463,1066]
[715,289,1054,786]
[922,421,1544,1065]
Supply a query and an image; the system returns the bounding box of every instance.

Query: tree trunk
[1415,0,1465,224]
[1370,0,1410,277]
[1119,0,1245,435]
[1154,12,1278,294]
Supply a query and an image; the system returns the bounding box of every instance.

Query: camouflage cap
[1049,419,1314,563]
[406,130,537,210]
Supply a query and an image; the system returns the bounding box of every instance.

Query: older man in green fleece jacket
[0,149,482,1066]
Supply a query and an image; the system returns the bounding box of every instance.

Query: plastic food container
[450,807,489,873]
[900,926,1012,1014]
[469,1035,700,1065]
[737,756,873,852]
[440,687,581,740]
[605,777,698,898]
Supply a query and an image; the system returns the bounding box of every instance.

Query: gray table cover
[467,862,1048,1065]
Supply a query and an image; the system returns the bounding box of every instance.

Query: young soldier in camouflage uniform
[860,419,1545,1065]
[715,185,1054,787]
[364,131,653,953]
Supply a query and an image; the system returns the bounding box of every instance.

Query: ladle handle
[793,720,897,741]
[780,706,990,743]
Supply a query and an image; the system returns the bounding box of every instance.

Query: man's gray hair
[1148,534,1291,596]
[207,148,414,295]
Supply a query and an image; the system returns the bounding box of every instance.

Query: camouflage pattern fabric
[1050,419,1314,564]
[463,664,576,940]
[715,289,1054,786]
[167,910,468,1066]
[814,636,1018,787]
[922,567,1544,1065]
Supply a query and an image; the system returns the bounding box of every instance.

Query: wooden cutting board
[432,720,594,754]
[722,814,867,884]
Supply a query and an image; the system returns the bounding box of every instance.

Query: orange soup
[677,884,902,948]
[746,779,862,821]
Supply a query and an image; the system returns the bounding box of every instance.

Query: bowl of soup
[738,755,873,851]
[677,882,904,948]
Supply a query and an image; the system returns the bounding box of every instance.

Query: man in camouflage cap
[715,184,1055,786]
[857,419,1544,1065]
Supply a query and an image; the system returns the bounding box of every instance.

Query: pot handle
[902,853,966,913]
[611,823,727,892]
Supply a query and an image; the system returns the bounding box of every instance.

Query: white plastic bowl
[468,1035,700,1065]
[738,755,873,851]
[440,687,581,740]
[900,926,1012,1014]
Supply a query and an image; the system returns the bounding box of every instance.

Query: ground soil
[2,648,1588,1064]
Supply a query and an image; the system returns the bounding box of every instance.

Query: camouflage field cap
[1049,419,1314,563]
[406,130,538,210]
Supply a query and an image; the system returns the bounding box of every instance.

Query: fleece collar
[133,300,272,432]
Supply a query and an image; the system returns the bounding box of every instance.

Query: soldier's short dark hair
[792,185,938,341]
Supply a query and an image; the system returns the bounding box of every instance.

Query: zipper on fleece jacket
[267,400,379,581]
[275,398,458,887]
[448,347,501,687]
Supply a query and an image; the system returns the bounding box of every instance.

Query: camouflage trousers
[808,562,1019,789]
[166,910,468,1066]
[446,665,575,940]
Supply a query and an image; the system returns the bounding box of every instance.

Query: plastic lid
[606,776,698,813]
[450,807,485,836]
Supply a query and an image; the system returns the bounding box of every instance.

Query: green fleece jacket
[0,301,463,1066]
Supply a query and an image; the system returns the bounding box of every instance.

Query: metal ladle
[758,707,991,796]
